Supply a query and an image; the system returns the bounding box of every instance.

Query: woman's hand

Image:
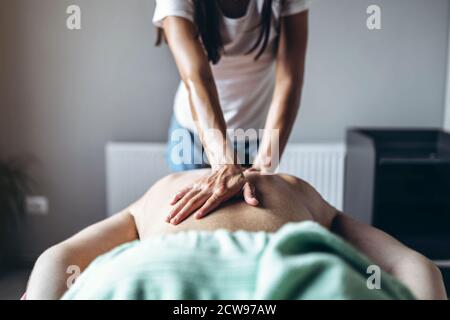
[166,165,259,225]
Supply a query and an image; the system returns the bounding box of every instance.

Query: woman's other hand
[166,165,259,225]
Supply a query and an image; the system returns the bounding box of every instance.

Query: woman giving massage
[26,170,446,299]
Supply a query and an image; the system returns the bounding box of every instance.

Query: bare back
[130,170,336,239]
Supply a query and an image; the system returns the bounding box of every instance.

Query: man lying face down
[26,169,447,300]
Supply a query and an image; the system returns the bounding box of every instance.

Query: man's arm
[331,212,447,300]
[26,210,138,300]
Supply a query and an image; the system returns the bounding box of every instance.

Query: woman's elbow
[182,69,214,92]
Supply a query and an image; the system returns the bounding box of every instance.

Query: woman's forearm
[162,16,237,169]
[254,82,302,171]
[184,76,237,169]
[254,12,308,172]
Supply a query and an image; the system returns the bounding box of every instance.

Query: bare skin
[133,170,334,237]
[26,170,447,300]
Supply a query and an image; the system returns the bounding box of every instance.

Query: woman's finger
[194,192,224,220]
[243,182,259,206]
[170,186,192,205]
[166,188,201,222]
[170,191,210,225]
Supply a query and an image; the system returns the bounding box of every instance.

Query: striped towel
[62,221,414,300]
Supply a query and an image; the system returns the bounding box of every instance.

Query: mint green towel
[63,221,414,300]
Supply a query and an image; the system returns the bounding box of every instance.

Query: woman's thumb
[243,182,259,206]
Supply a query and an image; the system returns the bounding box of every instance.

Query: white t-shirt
[153,0,311,134]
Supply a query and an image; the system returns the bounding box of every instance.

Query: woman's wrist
[203,132,239,169]
[211,163,243,174]
[252,157,275,174]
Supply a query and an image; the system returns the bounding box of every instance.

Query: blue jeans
[166,116,258,172]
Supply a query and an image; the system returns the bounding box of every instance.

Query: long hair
[156,0,275,64]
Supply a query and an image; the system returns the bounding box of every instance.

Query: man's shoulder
[155,169,210,186]
[271,173,312,191]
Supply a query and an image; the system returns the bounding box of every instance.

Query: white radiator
[277,144,346,211]
[106,142,346,216]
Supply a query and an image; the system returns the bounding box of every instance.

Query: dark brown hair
[156,0,276,64]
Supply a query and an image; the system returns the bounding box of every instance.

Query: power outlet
[26,196,49,215]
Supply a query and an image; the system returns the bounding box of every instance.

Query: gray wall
[0,0,448,259]
[445,5,450,132]
[298,0,449,141]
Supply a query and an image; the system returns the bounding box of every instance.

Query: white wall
[0,0,449,259]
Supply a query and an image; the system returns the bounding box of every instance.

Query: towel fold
[63,221,414,300]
